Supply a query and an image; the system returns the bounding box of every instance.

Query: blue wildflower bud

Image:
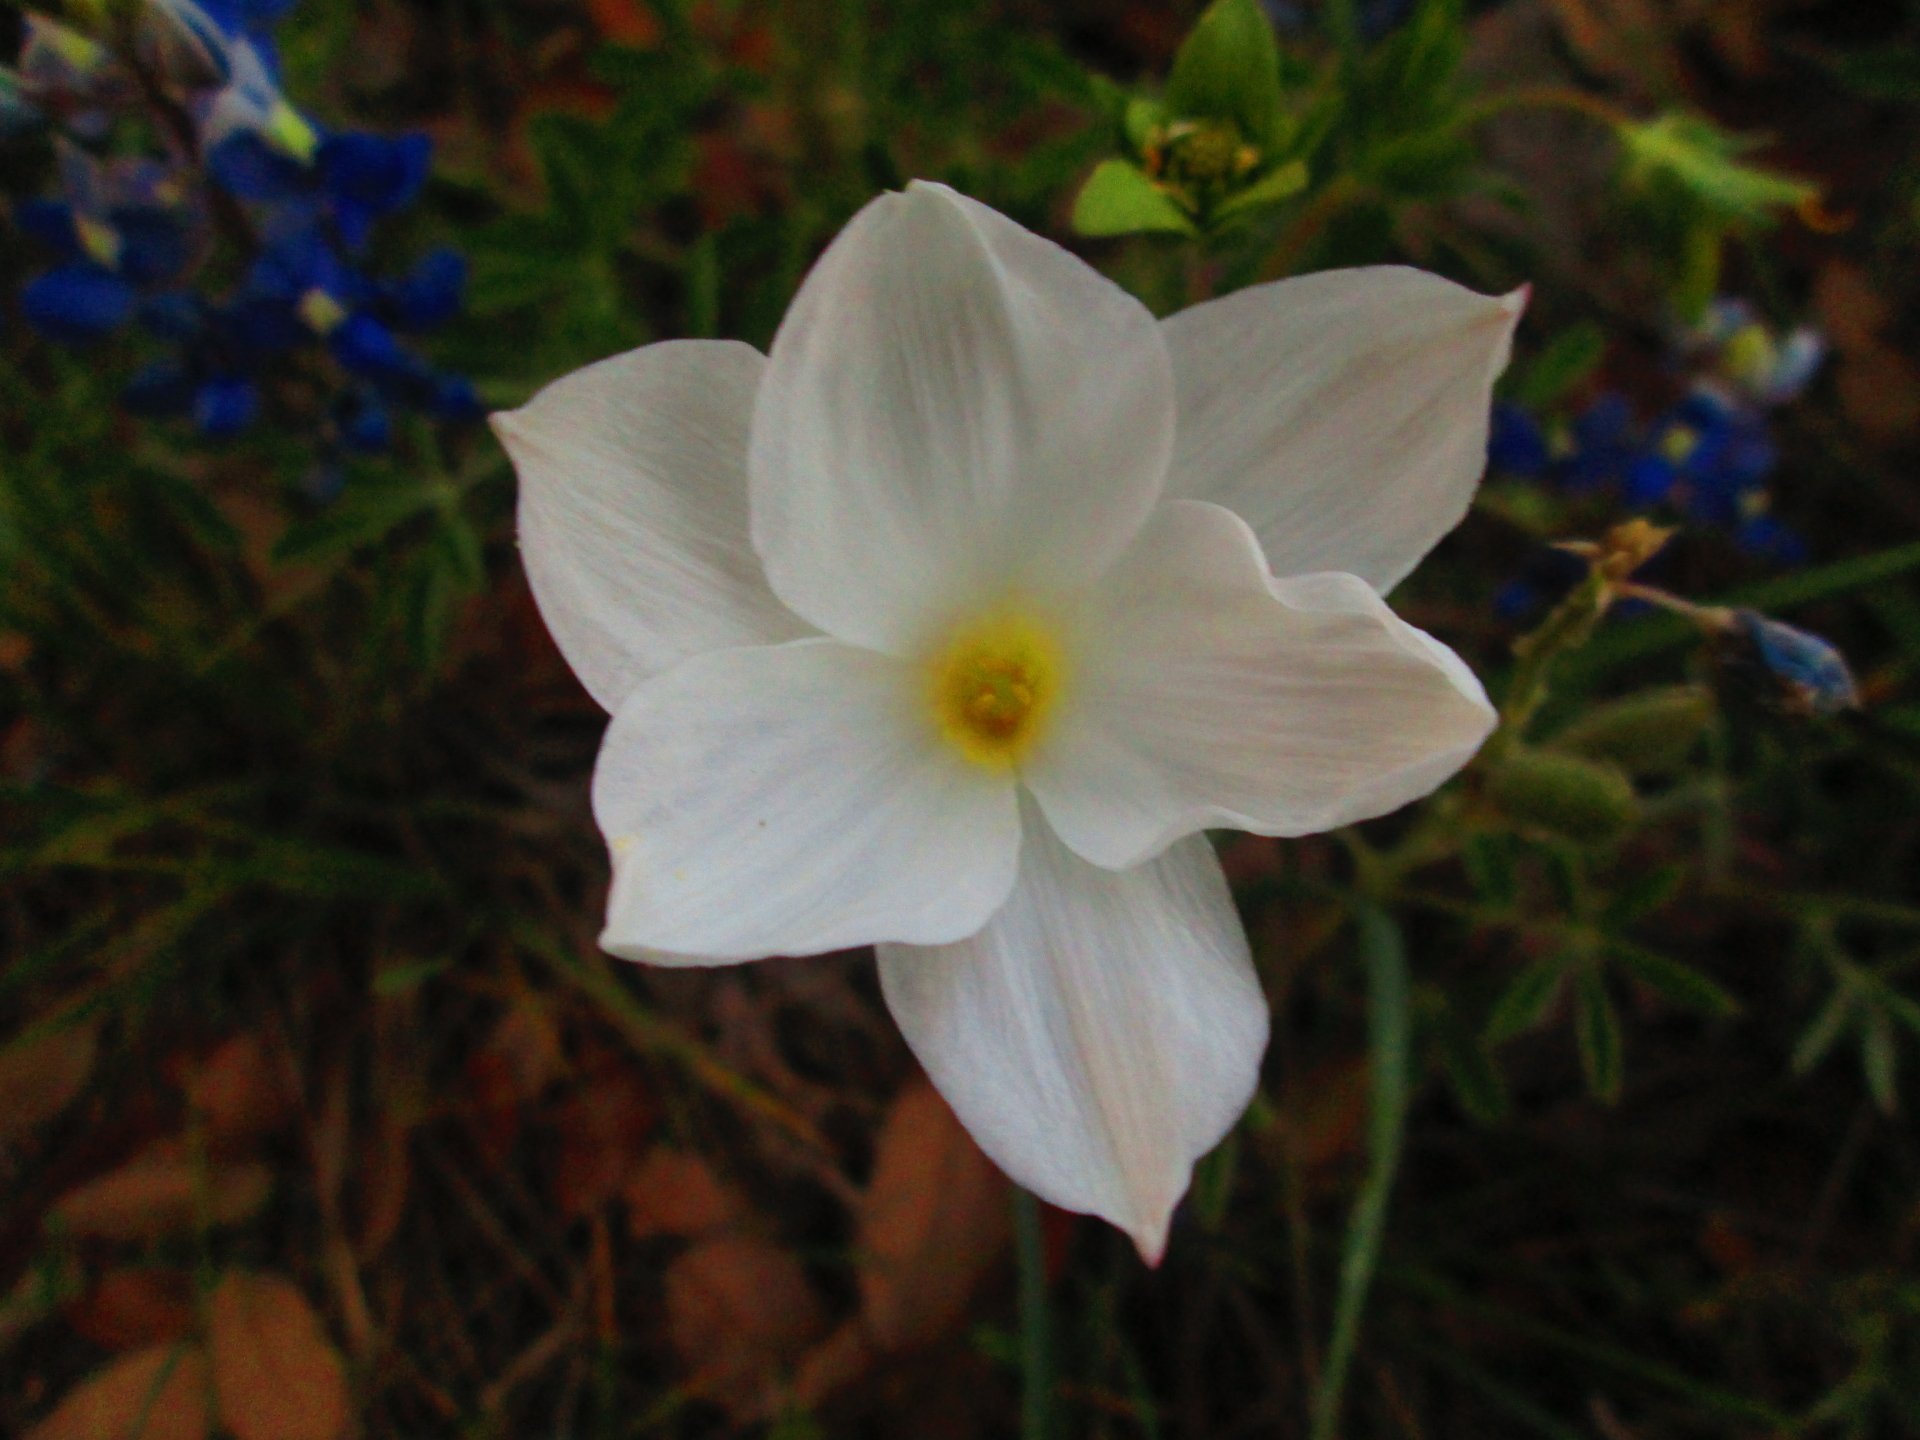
[124,360,198,417]
[110,206,196,285]
[21,262,138,341]
[1732,512,1807,566]
[387,248,466,331]
[1720,610,1860,716]
[192,374,259,437]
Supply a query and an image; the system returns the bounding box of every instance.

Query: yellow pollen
[927,609,1064,768]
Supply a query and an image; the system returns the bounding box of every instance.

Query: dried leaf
[664,1235,825,1418]
[51,1148,272,1241]
[207,1271,350,1440]
[549,1070,657,1218]
[856,1080,1009,1353]
[67,1269,196,1351]
[24,1343,212,1440]
[0,1022,98,1145]
[183,1035,296,1149]
[624,1148,748,1239]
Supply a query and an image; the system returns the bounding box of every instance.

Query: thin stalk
[1309,905,1413,1440]
[1013,1187,1056,1440]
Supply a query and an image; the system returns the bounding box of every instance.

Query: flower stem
[1308,904,1413,1440]
[1013,1186,1055,1440]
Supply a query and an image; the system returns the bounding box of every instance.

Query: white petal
[750,181,1176,655]
[879,820,1266,1263]
[1161,266,1524,592]
[1027,500,1496,870]
[495,340,810,712]
[593,639,1019,963]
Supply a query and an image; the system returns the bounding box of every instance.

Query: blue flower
[318,131,432,249]
[21,262,139,341]
[191,372,259,436]
[386,248,466,331]
[1488,401,1550,478]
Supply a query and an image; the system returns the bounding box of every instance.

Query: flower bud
[1488,748,1640,846]
[1549,685,1715,776]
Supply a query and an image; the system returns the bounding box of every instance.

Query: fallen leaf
[549,1069,657,1218]
[207,1270,350,1440]
[66,1269,196,1350]
[24,1343,212,1440]
[856,1080,1009,1353]
[664,1235,825,1418]
[624,1148,748,1239]
[0,1022,98,1146]
[51,1148,272,1241]
[183,1035,296,1150]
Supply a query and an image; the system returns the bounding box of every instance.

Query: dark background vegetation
[6,1,1920,1436]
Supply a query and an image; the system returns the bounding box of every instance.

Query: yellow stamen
[926,608,1065,769]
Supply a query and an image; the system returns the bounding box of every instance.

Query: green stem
[1454,84,1635,135]
[1013,1187,1055,1440]
[1308,905,1413,1440]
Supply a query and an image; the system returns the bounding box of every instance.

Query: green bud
[1548,684,1716,776]
[1165,0,1285,147]
[1488,748,1640,846]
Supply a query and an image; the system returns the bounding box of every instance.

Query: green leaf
[1862,1008,1900,1115]
[1616,113,1816,224]
[1485,954,1568,1044]
[1462,831,1517,908]
[272,481,442,566]
[1436,1018,1510,1126]
[1123,96,1168,154]
[1070,160,1198,237]
[1212,158,1310,222]
[1574,965,1623,1104]
[1165,0,1286,144]
[1550,685,1716,777]
[1514,322,1606,410]
[1792,982,1856,1076]
[1829,47,1920,103]
[1608,942,1738,1017]
[1601,865,1687,929]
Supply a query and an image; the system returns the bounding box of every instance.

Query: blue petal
[423,372,481,421]
[192,374,258,436]
[329,312,407,377]
[1624,452,1678,507]
[207,131,311,201]
[318,131,431,221]
[1488,402,1550,478]
[14,198,80,256]
[386,247,466,331]
[334,388,391,452]
[110,205,196,285]
[21,262,137,341]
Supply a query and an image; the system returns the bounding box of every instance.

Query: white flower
[492,181,1521,1262]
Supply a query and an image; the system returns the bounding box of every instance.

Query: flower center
[927,609,1065,769]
